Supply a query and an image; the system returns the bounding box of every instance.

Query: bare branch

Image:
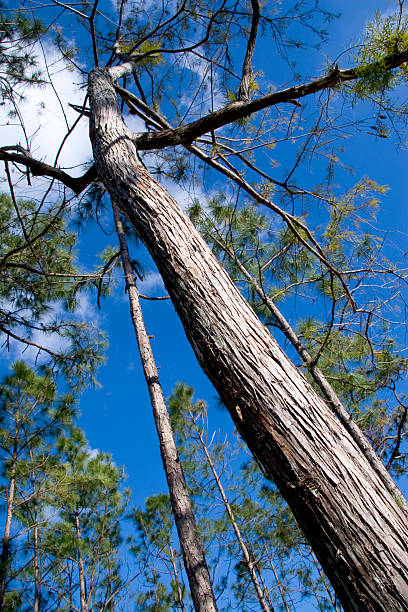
[97,250,120,309]
[139,293,170,300]
[0,323,70,360]
[89,0,100,67]
[124,0,189,57]
[0,147,96,194]
[386,390,408,471]
[51,0,88,20]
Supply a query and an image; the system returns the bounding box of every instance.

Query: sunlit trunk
[0,475,15,610]
[89,66,408,612]
[193,418,271,611]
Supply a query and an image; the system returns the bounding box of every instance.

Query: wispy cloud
[139,271,165,294]
[1,41,92,179]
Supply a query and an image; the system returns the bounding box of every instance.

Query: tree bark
[168,542,186,612]
[212,236,407,510]
[0,475,15,610]
[111,201,218,612]
[74,511,88,612]
[88,67,408,612]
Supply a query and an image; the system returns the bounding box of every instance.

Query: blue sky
[1,0,408,607]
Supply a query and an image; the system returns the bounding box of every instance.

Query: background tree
[0,191,106,387]
[112,201,217,611]
[168,382,341,611]
[129,493,189,611]
[0,361,74,610]
[188,187,408,475]
[43,427,129,612]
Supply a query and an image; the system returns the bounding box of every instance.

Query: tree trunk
[111,201,218,612]
[168,542,186,612]
[0,475,15,610]
[262,541,291,612]
[74,511,87,612]
[33,500,40,612]
[212,232,407,510]
[88,67,408,612]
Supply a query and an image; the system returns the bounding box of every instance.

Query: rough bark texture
[112,201,218,612]
[89,67,408,612]
[215,238,408,511]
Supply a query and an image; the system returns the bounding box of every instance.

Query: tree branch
[134,47,408,150]
[0,147,97,194]
[0,323,69,360]
[237,0,260,101]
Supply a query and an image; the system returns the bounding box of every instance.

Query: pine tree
[0,192,105,387]
[130,494,188,611]
[112,201,217,611]
[0,361,74,609]
[169,382,340,611]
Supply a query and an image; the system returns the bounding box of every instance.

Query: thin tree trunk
[89,66,408,611]
[309,548,341,611]
[257,563,275,611]
[262,541,291,612]
[0,475,15,610]
[111,200,218,612]
[193,419,272,612]
[0,425,19,612]
[74,511,87,612]
[168,543,186,612]
[33,500,40,612]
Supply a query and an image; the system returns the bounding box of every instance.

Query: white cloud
[124,112,146,134]
[86,446,101,460]
[157,173,209,211]
[0,323,71,367]
[139,271,165,294]
[0,292,101,368]
[1,41,92,177]
[181,53,226,113]
[73,292,100,322]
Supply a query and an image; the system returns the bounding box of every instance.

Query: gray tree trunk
[88,66,408,612]
[74,511,88,612]
[112,200,218,612]
[0,475,15,610]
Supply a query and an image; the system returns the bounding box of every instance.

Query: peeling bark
[88,67,408,612]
